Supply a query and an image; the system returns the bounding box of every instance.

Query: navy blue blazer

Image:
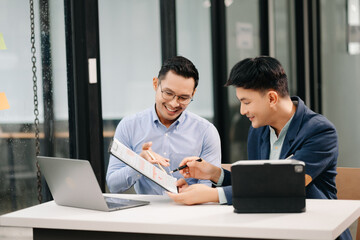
[222,96,339,204]
[222,96,351,239]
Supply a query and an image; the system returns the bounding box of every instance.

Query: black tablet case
[231,160,306,213]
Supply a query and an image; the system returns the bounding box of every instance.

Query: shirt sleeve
[106,120,142,193]
[212,168,224,187]
[217,187,228,205]
[292,118,338,181]
[197,124,222,187]
[223,185,233,205]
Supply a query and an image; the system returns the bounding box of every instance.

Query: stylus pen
[146,150,166,173]
[285,154,294,159]
[170,158,202,173]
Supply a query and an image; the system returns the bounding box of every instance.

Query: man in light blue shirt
[106,56,221,195]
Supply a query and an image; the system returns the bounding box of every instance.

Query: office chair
[336,167,360,240]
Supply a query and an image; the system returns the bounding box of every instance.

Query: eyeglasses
[159,84,193,105]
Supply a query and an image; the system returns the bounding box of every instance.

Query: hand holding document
[109,138,178,194]
[140,142,170,167]
[146,150,166,173]
[167,179,219,205]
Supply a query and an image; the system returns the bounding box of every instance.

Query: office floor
[0,221,358,240]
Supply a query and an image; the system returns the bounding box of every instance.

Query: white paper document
[109,138,178,194]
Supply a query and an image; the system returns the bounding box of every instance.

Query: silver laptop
[37,156,149,211]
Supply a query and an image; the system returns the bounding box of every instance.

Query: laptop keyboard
[106,201,127,209]
[105,197,131,208]
[104,196,149,209]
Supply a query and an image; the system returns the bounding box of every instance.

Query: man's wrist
[210,187,220,203]
[210,167,222,183]
[212,168,224,187]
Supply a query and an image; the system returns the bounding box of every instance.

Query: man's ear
[153,77,159,91]
[268,90,278,106]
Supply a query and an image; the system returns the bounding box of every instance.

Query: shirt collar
[269,112,295,140]
[151,104,186,128]
[176,109,186,125]
[151,104,160,125]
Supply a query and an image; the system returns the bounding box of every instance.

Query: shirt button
[275,146,279,150]
[165,133,168,136]
[164,152,167,155]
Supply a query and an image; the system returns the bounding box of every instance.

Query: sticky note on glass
[0,33,7,50]
[0,92,10,110]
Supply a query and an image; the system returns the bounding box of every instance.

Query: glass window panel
[273,0,296,95]
[98,0,162,177]
[320,0,360,168]
[0,0,69,219]
[226,0,260,162]
[176,0,213,120]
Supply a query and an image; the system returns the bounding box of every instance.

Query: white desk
[1,194,360,240]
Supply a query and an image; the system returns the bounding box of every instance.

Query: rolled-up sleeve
[106,120,141,193]
[198,124,222,186]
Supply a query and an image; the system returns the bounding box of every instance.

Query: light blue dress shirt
[106,106,222,195]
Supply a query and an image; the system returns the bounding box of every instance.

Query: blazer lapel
[261,127,270,159]
[280,96,305,158]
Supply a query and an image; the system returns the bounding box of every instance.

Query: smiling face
[153,71,196,128]
[235,87,274,128]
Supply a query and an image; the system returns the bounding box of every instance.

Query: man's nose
[169,97,180,107]
[240,104,247,115]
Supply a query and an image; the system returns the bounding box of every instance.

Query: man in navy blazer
[168,56,351,239]
[168,56,340,205]
[218,94,339,202]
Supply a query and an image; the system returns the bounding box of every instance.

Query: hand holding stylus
[170,158,202,173]
[176,156,222,183]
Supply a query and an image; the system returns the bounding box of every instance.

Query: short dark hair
[225,56,289,97]
[158,56,199,89]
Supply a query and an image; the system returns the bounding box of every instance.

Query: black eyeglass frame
[159,84,194,104]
